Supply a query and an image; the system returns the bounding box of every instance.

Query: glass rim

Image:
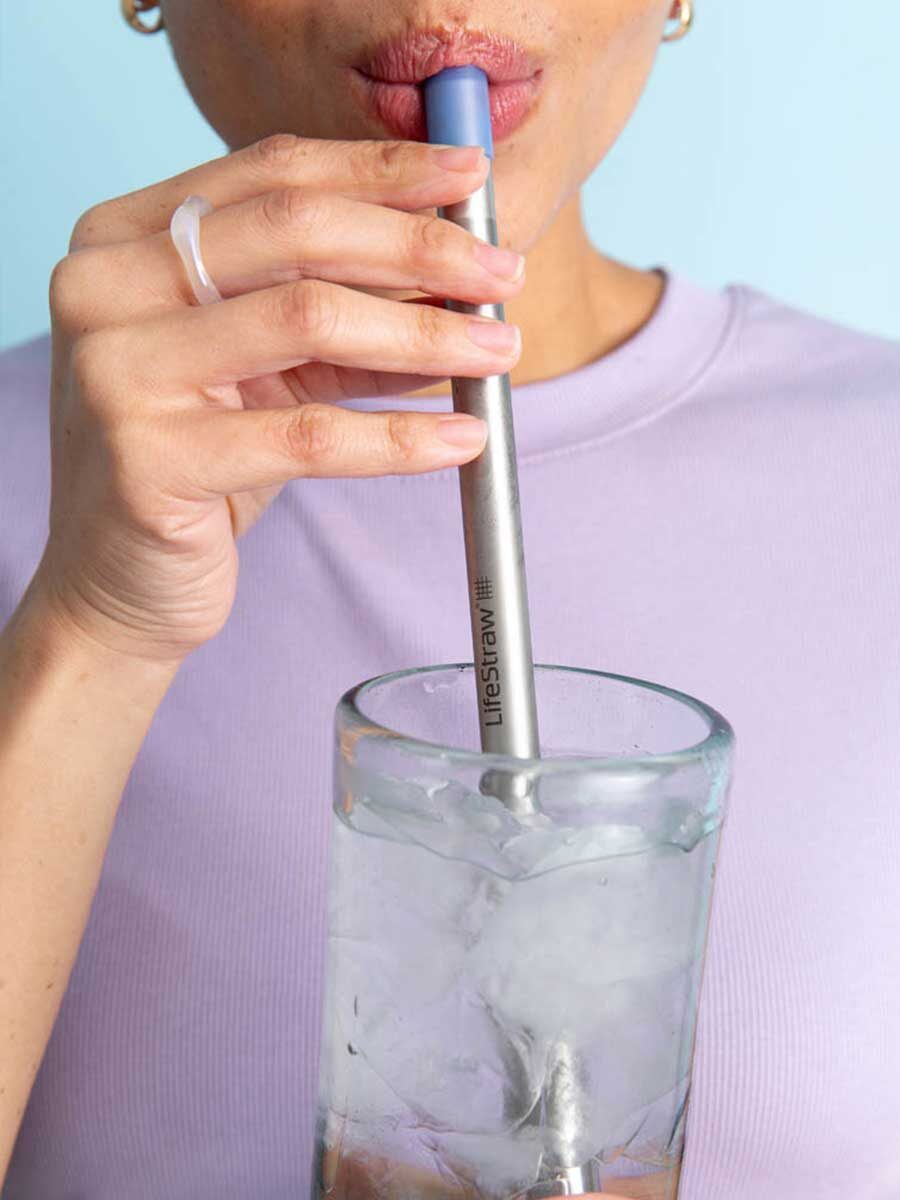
[337,662,734,775]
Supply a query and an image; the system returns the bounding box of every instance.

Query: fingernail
[435,415,488,448]
[466,318,521,356]
[433,145,488,172]
[473,242,525,282]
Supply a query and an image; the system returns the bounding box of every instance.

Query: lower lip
[351,69,543,144]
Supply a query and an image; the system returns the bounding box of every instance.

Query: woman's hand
[38,133,525,663]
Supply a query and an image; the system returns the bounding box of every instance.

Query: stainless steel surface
[438,174,593,1194]
[541,1041,596,1180]
[440,175,541,767]
[515,1161,605,1200]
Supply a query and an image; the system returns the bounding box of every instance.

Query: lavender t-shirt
[2,270,899,1199]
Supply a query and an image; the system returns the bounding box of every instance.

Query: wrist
[4,570,182,705]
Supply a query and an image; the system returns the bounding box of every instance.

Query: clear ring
[169,195,223,305]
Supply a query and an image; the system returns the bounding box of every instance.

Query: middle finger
[87,188,525,324]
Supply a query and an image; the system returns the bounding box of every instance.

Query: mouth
[350,28,545,143]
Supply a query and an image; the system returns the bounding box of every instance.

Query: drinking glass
[313,663,734,1200]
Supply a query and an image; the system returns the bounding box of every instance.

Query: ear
[669,0,682,17]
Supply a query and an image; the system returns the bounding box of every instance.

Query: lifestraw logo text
[478,605,503,727]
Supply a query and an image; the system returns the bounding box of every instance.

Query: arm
[0,131,519,1184]
[0,574,177,1174]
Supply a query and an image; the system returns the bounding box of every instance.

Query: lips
[358,28,542,85]
[351,28,545,143]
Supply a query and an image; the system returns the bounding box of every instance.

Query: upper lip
[356,27,543,85]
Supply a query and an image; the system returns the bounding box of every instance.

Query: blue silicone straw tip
[422,66,494,160]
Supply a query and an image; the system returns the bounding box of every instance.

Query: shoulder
[0,330,51,384]
[0,330,51,517]
[0,333,51,610]
[0,330,52,433]
[719,282,899,414]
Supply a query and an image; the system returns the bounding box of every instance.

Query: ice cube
[324,781,718,1168]
[351,978,544,1133]
[430,1125,545,1198]
[356,777,527,878]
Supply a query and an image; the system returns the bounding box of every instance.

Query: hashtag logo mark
[474,576,494,602]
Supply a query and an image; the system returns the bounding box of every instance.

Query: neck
[412,191,666,398]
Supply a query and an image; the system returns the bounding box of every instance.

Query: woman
[1,0,898,1196]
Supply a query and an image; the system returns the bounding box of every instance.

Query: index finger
[69,135,489,249]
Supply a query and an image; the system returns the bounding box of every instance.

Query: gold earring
[121,0,164,34]
[663,0,694,42]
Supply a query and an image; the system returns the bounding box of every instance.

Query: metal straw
[422,66,599,1198]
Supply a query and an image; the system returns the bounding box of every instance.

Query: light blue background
[2,4,898,351]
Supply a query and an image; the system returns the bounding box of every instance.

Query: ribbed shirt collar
[343,268,740,460]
